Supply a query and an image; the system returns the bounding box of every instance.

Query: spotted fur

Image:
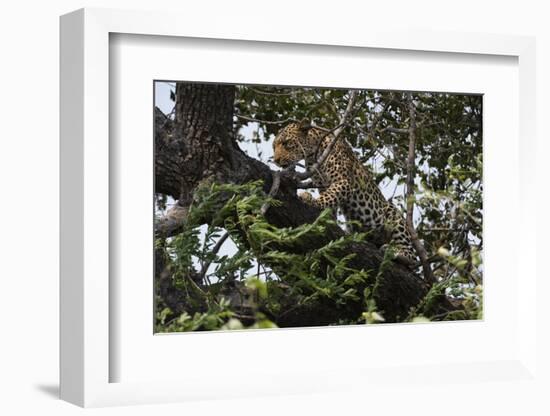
[273,119,417,266]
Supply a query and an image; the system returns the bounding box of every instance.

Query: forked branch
[296,90,358,181]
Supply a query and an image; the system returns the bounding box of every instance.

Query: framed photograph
[151,81,483,334]
[60,7,540,408]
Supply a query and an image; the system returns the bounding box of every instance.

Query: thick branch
[154,107,183,197]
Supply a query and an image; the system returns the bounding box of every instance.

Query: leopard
[272,118,417,267]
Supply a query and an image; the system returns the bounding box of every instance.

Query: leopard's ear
[298,118,311,132]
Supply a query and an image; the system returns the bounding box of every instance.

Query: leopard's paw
[299,191,314,205]
[382,244,417,269]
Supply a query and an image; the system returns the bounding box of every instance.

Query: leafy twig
[199,231,230,282]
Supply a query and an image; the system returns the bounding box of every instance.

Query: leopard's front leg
[299,179,350,209]
[382,210,418,268]
[299,171,328,190]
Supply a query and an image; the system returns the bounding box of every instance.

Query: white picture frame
[60,7,540,408]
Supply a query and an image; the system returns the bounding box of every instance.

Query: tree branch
[405,93,436,285]
[260,169,281,215]
[200,231,230,282]
[236,114,298,125]
[381,126,409,134]
[296,90,358,181]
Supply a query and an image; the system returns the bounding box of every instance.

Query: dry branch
[405,93,436,285]
[296,90,358,181]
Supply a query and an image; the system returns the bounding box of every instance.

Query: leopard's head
[273,119,314,168]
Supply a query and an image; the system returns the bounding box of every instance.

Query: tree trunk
[155,82,456,325]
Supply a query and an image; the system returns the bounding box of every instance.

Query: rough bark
[155,83,456,325]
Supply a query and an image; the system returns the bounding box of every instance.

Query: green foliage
[406,248,483,322]
[157,298,234,332]
[156,181,376,331]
